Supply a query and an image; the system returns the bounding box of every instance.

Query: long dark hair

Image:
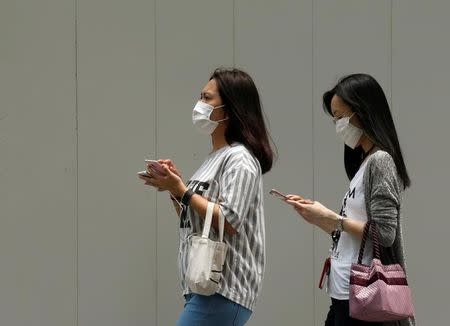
[210,68,275,174]
[323,73,411,188]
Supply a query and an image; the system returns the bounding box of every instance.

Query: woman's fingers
[285,199,296,205]
[139,165,181,194]
[139,173,159,188]
[158,159,175,170]
[157,159,182,178]
[158,159,172,165]
[285,194,314,204]
[138,174,150,181]
[287,200,316,218]
[158,161,176,175]
[286,199,304,209]
[286,194,304,201]
[286,198,313,206]
[160,164,173,177]
[170,167,181,177]
[149,165,181,191]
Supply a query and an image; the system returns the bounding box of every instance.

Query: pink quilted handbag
[349,221,415,322]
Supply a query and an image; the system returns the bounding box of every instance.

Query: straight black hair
[210,68,275,174]
[323,73,410,188]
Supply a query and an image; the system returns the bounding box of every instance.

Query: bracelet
[336,215,345,232]
[180,189,194,206]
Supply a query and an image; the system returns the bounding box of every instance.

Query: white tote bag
[185,201,228,296]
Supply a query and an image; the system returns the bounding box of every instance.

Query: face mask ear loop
[347,112,356,122]
[215,117,229,123]
[348,112,364,134]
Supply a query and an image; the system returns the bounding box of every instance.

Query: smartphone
[144,159,167,176]
[137,170,150,177]
[269,188,288,200]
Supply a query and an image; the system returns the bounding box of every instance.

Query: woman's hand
[157,159,182,178]
[285,194,312,202]
[138,173,162,190]
[286,196,339,234]
[139,163,187,198]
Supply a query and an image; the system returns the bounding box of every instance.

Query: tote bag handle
[201,201,225,242]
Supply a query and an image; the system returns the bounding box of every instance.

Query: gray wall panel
[393,1,450,324]
[0,1,77,325]
[77,1,156,325]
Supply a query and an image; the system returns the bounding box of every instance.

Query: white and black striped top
[178,143,265,311]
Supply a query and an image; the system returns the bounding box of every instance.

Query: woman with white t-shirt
[138,68,275,326]
[286,74,414,326]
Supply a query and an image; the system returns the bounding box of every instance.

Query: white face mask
[192,101,227,135]
[335,113,363,149]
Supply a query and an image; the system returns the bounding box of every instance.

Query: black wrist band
[180,189,194,206]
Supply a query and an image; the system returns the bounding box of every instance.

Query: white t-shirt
[328,159,373,300]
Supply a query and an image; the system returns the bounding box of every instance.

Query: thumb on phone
[286,194,304,201]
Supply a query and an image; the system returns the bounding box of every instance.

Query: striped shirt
[178,143,265,311]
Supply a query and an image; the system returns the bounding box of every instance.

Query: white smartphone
[144,159,167,176]
[269,188,288,200]
[137,170,150,177]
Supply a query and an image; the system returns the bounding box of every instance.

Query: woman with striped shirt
[139,68,275,325]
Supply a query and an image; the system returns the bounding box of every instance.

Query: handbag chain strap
[357,220,381,264]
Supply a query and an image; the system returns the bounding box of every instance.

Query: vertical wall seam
[74,0,79,325]
[311,0,316,324]
[233,0,236,67]
[390,0,393,109]
[154,0,158,325]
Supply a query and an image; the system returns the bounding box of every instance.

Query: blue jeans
[176,293,252,326]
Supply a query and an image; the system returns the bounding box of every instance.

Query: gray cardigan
[363,150,415,326]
